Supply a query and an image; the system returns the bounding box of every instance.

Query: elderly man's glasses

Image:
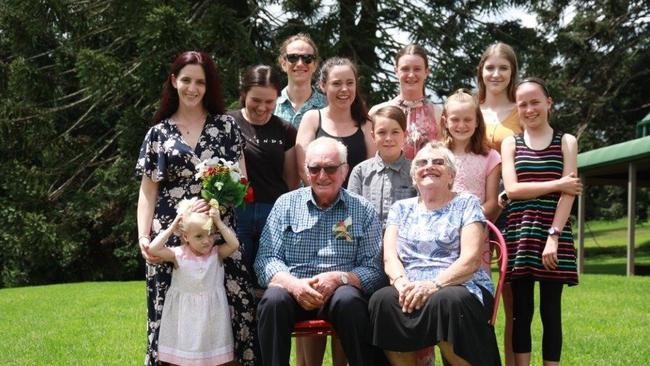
[286,54,315,64]
[307,163,345,175]
[414,158,445,168]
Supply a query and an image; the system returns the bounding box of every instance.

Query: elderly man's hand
[290,277,325,310]
[310,272,341,303]
[399,280,438,313]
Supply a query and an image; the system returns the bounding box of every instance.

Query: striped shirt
[505,130,578,285]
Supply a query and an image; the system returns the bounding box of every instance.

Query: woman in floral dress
[135,51,258,365]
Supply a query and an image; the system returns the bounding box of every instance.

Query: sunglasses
[285,53,315,64]
[307,163,345,175]
[413,158,446,168]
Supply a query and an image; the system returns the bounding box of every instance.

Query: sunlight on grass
[1,276,649,365]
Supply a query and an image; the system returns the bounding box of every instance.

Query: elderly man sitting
[254,137,386,366]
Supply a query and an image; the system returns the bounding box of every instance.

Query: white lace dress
[158,245,234,366]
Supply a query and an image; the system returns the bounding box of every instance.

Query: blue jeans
[235,202,273,288]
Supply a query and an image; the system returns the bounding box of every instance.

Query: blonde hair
[476,42,518,103]
[440,89,489,156]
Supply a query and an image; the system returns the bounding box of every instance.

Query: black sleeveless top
[315,110,367,187]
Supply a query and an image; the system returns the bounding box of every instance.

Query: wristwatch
[340,273,349,286]
[548,226,561,237]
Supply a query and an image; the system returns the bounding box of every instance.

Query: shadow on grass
[583,241,650,276]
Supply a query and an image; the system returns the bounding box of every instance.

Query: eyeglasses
[307,163,345,175]
[285,54,315,64]
[413,158,446,168]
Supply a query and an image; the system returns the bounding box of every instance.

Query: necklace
[172,114,206,135]
[397,96,427,109]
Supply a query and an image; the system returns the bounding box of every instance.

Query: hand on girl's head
[191,198,210,213]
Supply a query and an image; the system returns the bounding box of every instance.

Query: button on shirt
[255,187,385,295]
[347,153,417,227]
[274,86,327,128]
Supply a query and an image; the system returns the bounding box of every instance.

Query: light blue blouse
[386,192,494,304]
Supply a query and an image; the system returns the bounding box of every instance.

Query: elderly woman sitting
[369,141,501,366]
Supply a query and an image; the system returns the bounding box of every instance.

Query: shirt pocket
[283,225,310,264]
[393,186,417,201]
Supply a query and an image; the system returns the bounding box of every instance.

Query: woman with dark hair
[369,44,442,159]
[227,64,299,287]
[135,51,258,365]
[296,57,375,188]
[502,77,580,366]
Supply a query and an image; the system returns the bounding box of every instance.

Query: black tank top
[315,110,367,187]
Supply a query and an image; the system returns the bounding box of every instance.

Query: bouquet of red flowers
[195,158,254,210]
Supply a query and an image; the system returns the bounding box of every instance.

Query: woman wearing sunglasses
[369,141,501,366]
[275,33,327,128]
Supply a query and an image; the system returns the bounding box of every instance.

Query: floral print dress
[135,114,259,366]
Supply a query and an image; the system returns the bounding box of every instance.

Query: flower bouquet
[195,158,254,212]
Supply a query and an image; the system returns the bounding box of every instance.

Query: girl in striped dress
[501,77,582,366]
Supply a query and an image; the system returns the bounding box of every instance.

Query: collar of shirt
[371,152,408,173]
[298,186,350,211]
[277,86,327,109]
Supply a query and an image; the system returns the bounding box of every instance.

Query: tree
[1,0,648,286]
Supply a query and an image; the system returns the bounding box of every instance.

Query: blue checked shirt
[255,187,385,295]
[274,86,327,128]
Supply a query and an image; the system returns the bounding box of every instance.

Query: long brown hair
[476,42,518,104]
[152,51,224,124]
[318,57,369,126]
[440,89,489,155]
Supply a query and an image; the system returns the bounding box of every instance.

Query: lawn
[1,218,650,365]
[577,218,650,275]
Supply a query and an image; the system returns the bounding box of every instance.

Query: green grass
[1,276,649,365]
[2,218,650,365]
[578,218,650,275]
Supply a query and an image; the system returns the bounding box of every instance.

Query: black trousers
[511,279,564,361]
[256,285,387,366]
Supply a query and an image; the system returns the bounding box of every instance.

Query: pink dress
[372,97,440,159]
[452,149,501,272]
[158,245,234,366]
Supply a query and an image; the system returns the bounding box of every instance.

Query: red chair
[486,220,508,326]
[292,319,335,337]
[292,221,508,336]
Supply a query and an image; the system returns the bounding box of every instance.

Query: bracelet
[391,274,406,286]
[138,235,151,242]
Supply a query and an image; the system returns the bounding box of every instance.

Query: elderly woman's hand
[399,280,439,313]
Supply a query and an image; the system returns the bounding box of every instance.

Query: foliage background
[1,0,648,287]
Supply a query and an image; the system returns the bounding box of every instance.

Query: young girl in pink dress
[145,198,239,366]
[442,89,501,227]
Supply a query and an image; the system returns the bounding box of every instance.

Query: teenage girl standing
[477,42,521,366]
[501,77,582,366]
[369,44,442,159]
